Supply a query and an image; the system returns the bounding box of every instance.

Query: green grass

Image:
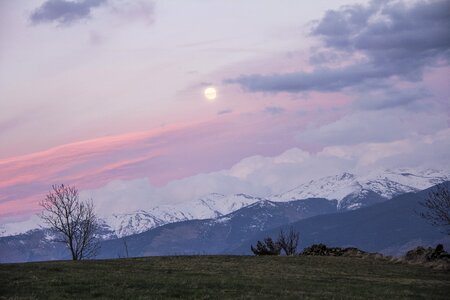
[1,256,449,299]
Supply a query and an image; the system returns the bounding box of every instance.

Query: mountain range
[0,168,449,263]
[99,184,449,258]
[100,168,449,237]
[101,193,264,237]
[2,168,447,238]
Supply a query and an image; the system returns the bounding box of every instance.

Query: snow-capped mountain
[103,193,263,237]
[2,183,449,263]
[105,168,449,236]
[273,168,449,210]
[1,168,448,238]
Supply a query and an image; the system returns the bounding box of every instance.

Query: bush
[301,244,366,257]
[405,244,450,262]
[251,237,281,255]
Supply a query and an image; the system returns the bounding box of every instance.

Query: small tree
[251,237,281,255]
[419,183,450,235]
[39,184,100,260]
[122,237,130,258]
[278,227,299,256]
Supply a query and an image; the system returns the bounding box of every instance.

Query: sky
[1,0,449,223]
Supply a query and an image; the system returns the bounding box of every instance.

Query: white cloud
[81,127,450,216]
[0,215,43,237]
[297,109,448,146]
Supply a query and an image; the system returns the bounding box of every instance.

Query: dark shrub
[405,244,450,262]
[251,237,281,256]
[302,244,366,257]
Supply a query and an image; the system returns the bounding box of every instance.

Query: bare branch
[39,184,100,260]
[418,183,450,235]
[278,226,300,256]
[122,237,129,258]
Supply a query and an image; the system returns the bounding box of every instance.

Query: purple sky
[1,0,449,221]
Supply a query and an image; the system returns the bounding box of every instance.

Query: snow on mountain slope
[2,168,448,238]
[273,169,450,205]
[103,168,449,237]
[364,169,450,197]
[103,193,262,237]
[196,193,264,217]
[273,173,361,203]
[0,193,262,239]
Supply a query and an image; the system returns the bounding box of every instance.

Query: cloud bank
[83,127,450,217]
[29,0,155,26]
[226,0,450,94]
[30,0,108,25]
[0,113,302,221]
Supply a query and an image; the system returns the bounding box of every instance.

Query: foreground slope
[1,256,449,299]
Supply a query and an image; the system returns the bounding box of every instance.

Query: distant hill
[234,183,450,256]
[98,198,337,258]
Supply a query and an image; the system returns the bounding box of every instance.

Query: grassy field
[1,255,449,299]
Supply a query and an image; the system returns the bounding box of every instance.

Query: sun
[204,87,217,101]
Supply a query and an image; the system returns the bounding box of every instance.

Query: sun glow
[204,87,217,101]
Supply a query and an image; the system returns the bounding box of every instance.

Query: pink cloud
[0,113,300,218]
[0,82,355,220]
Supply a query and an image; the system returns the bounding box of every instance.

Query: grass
[1,255,449,299]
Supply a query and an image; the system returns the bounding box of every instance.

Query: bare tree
[278,227,299,256]
[40,184,100,260]
[419,183,450,235]
[122,237,129,258]
[117,238,129,259]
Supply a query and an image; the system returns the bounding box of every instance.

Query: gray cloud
[217,109,232,115]
[0,116,25,135]
[355,88,431,111]
[308,49,348,65]
[30,0,107,25]
[227,63,395,93]
[315,0,450,65]
[109,1,154,24]
[264,106,285,115]
[226,0,450,93]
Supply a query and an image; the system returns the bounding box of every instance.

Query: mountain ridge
[1,182,449,263]
[1,168,448,238]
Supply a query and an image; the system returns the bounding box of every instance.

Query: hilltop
[1,255,450,299]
